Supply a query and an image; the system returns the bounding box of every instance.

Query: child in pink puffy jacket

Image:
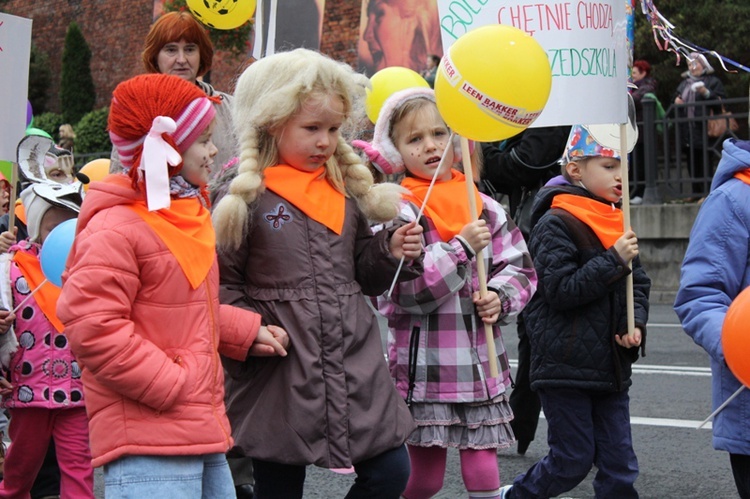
[0,180,94,498]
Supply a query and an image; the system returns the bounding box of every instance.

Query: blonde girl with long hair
[211,48,423,498]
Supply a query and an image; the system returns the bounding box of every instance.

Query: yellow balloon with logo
[366,67,430,124]
[79,158,111,192]
[435,25,552,142]
[187,0,256,30]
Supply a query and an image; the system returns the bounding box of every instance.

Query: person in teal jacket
[675,138,750,499]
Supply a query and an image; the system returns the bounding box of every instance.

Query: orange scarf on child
[551,193,624,248]
[128,198,216,289]
[264,165,346,235]
[734,169,750,185]
[14,201,26,225]
[401,170,483,243]
[13,250,64,333]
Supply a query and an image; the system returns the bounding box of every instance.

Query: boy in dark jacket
[500,124,650,499]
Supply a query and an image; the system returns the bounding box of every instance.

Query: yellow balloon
[366,67,430,124]
[187,0,256,30]
[435,25,552,142]
[79,158,111,192]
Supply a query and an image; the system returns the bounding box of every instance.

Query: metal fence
[75,96,749,202]
[73,151,110,170]
[633,95,749,203]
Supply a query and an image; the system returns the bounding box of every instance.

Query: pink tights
[402,445,501,498]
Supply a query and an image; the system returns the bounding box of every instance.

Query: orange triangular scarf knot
[15,200,26,225]
[551,193,624,249]
[401,170,483,243]
[128,198,216,289]
[734,170,750,185]
[13,250,64,333]
[264,165,346,235]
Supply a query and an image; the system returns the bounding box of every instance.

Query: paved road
[301,304,737,498]
[93,303,738,498]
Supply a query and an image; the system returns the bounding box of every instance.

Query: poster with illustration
[253,0,326,57]
[0,13,32,162]
[357,0,444,77]
[152,0,325,58]
[437,0,628,126]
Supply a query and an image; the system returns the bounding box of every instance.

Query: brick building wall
[2,0,361,114]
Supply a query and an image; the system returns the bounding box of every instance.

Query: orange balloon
[722,285,750,387]
[79,158,111,192]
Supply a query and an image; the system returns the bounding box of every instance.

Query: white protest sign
[437,0,628,126]
[0,13,32,162]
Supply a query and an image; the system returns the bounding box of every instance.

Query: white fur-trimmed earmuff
[356,87,466,175]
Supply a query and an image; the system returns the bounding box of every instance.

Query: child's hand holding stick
[460,135,499,378]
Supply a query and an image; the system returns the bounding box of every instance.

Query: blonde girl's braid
[212,125,264,250]
[335,136,406,223]
[213,47,405,247]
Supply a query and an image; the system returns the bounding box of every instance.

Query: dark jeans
[252,445,409,499]
[730,453,750,499]
[508,321,541,445]
[510,387,639,499]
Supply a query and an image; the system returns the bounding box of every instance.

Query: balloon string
[386,133,455,299]
[697,385,745,429]
[12,278,48,315]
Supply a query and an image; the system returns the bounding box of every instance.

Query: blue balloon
[40,218,77,287]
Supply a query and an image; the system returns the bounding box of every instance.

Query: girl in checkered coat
[362,88,537,499]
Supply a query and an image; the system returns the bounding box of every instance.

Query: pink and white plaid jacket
[376,194,537,404]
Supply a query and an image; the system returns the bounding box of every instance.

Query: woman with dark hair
[631,60,658,119]
[110,12,236,177]
[421,54,440,88]
[630,59,658,203]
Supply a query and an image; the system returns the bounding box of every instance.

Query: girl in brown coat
[211,48,424,498]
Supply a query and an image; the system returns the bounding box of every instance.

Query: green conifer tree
[28,44,52,115]
[60,22,95,124]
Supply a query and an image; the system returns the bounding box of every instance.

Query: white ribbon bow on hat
[141,116,182,211]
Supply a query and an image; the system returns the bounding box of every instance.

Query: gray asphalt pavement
[301,303,737,498]
[91,303,737,498]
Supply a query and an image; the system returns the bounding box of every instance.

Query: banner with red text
[437,0,628,126]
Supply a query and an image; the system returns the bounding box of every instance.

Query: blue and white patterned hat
[562,123,637,163]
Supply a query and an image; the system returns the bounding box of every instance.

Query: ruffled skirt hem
[406,394,516,450]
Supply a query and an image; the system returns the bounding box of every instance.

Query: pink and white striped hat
[109,95,215,170]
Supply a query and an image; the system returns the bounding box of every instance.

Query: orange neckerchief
[401,170,483,243]
[15,200,26,225]
[734,170,750,185]
[264,165,346,235]
[13,250,64,333]
[551,193,624,248]
[127,198,215,289]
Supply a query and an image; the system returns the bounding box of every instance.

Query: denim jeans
[103,453,235,498]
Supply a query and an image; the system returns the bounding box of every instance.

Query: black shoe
[236,483,254,499]
[517,439,531,455]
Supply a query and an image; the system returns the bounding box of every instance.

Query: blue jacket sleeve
[675,190,749,363]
